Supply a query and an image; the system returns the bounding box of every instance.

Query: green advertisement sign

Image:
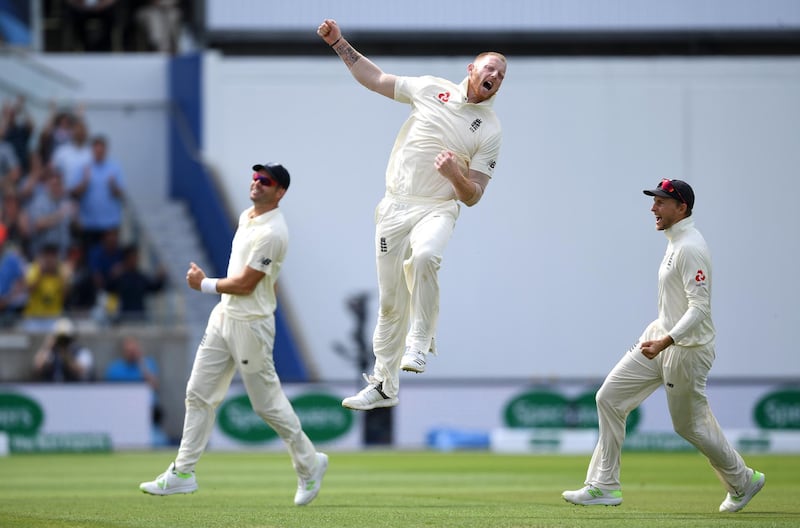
[754,389,800,429]
[503,389,641,432]
[0,393,44,435]
[218,392,353,444]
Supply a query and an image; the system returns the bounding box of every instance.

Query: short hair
[475,52,507,66]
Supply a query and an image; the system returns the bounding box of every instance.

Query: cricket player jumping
[317,18,506,411]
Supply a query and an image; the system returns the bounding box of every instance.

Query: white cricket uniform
[175,207,317,480]
[585,217,751,496]
[371,75,502,398]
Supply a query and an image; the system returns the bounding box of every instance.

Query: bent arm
[434,150,490,206]
[212,266,265,296]
[187,261,264,296]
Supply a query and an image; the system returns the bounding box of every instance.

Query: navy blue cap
[253,163,290,189]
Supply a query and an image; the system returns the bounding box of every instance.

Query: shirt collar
[664,216,694,242]
[247,207,280,224]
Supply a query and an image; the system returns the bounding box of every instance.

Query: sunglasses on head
[252,172,276,187]
[658,178,686,204]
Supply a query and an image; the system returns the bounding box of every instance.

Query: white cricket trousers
[585,320,751,495]
[175,304,317,479]
[371,195,459,398]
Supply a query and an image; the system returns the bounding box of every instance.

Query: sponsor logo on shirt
[436,91,450,104]
[695,269,706,283]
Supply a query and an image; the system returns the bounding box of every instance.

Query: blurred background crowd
[0,95,168,331]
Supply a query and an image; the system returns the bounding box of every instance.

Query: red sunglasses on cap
[659,178,687,204]
[252,172,277,187]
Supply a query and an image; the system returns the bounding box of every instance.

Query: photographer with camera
[32,317,94,382]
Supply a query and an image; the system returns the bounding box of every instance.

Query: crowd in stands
[0,95,168,331]
[60,0,189,54]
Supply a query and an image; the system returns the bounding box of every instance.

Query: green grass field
[0,450,797,527]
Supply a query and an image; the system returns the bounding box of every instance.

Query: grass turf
[0,450,797,527]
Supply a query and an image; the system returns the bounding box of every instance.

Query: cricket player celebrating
[317,18,506,411]
[562,179,765,513]
[140,163,328,506]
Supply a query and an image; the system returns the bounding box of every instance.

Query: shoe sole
[140,486,198,496]
[341,397,399,411]
[401,364,425,373]
[562,497,621,507]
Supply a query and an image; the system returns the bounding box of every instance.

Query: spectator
[68,134,125,251]
[0,222,27,326]
[0,136,21,192]
[37,107,78,166]
[0,96,34,174]
[26,166,74,259]
[104,335,169,445]
[0,191,31,258]
[135,0,182,53]
[65,0,121,52]
[52,117,91,215]
[16,151,47,206]
[107,243,167,322]
[87,227,124,293]
[22,243,72,331]
[79,227,124,322]
[64,241,96,313]
[32,317,94,382]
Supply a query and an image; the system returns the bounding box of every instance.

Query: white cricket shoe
[342,374,399,411]
[294,452,329,506]
[139,462,198,495]
[562,485,622,506]
[400,348,426,373]
[719,470,765,512]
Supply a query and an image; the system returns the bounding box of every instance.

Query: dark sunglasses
[252,172,276,187]
[659,178,686,204]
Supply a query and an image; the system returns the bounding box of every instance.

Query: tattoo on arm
[333,42,361,68]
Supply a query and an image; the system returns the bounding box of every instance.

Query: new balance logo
[261,257,272,266]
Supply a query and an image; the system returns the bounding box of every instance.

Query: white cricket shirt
[220,207,287,320]
[657,217,715,346]
[387,75,502,200]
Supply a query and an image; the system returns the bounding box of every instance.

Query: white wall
[204,55,800,381]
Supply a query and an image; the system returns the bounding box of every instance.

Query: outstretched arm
[317,18,397,99]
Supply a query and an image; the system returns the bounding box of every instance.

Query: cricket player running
[563,179,764,513]
[317,18,506,411]
[140,163,328,506]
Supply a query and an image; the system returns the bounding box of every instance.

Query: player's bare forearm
[317,18,396,98]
